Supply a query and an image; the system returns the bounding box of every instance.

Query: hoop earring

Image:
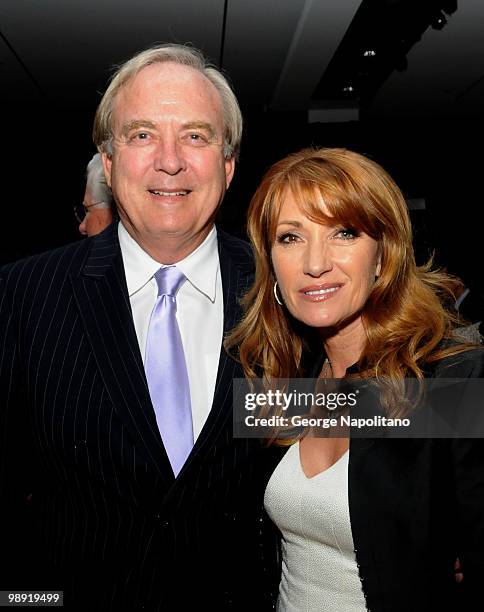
[273,281,283,306]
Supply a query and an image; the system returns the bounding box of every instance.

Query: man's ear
[101,152,113,188]
[224,156,235,190]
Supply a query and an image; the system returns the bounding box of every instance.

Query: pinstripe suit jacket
[0,224,283,611]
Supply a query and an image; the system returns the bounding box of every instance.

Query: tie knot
[154,266,186,297]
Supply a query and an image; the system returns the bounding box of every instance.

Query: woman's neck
[321,317,366,378]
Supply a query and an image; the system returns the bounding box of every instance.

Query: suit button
[155,514,170,528]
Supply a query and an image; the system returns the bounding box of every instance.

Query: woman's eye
[335,227,357,240]
[277,233,300,245]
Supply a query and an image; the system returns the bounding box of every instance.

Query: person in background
[227,147,484,611]
[74,153,115,236]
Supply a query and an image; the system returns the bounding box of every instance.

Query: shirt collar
[118,222,219,302]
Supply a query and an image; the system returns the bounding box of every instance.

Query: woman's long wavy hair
[226,148,474,410]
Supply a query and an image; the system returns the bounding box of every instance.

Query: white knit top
[264,442,367,612]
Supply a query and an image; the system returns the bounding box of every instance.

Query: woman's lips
[298,283,343,302]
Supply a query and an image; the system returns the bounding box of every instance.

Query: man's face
[78,187,113,237]
[103,62,235,261]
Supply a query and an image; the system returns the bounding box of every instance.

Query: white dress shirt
[118,222,223,440]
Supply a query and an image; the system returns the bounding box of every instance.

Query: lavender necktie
[145,266,194,476]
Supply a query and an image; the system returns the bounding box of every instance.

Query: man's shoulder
[1,239,90,287]
[216,228,254,271]
[0,226,117,290]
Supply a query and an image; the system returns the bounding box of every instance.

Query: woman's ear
[375,248,382,278]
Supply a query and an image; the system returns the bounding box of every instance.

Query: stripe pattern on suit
[0,223,283,611]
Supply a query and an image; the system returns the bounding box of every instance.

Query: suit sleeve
[0,270,35,589]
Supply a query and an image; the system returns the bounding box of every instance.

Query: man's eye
[185,133,209,145]
[276,232,300,245]
[129,132,150,142]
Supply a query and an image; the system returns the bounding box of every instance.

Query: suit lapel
[179,229,254,470]
[70,225,173,481]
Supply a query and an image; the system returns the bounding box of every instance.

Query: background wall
[1,0,482,297]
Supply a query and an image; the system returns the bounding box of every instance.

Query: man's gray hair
[92,44,242,160]
[86,153,113,207]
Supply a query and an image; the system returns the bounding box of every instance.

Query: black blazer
[300,348,484,611]
[0,224,282,611]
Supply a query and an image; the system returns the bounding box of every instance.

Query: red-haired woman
[227,148,484,612]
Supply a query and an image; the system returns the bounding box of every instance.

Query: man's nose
[153,138,186,175]
[303,241,333,277]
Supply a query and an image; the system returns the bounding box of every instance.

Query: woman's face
[271,189,381,334]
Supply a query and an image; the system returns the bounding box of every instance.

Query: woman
[227,148,484,611]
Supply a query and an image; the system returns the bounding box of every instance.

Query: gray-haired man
[1,44,282,610]
[75,153,114,236]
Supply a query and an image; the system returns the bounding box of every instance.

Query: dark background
[1,0,483,296]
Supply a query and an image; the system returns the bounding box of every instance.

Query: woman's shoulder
[426,341,484,378]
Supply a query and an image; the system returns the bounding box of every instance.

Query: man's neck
[121,223,214,264]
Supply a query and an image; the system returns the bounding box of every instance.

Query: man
[0,45,281,610]
[76,153,115,237]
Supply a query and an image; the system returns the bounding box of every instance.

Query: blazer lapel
[69,225,172,481]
